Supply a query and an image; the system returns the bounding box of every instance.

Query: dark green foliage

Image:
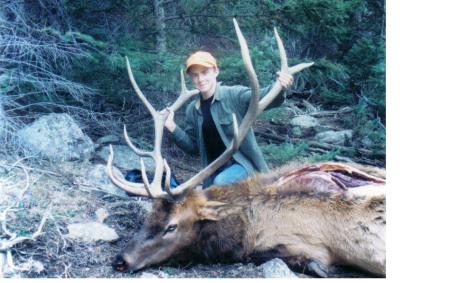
[3,0,385,160]
[262,142,309,164]
[66,0,385,110]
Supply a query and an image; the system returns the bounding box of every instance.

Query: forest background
[0,0,385,166]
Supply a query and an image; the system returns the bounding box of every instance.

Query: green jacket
[171,82,285,175]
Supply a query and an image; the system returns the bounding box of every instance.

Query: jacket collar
[195,82,223,110]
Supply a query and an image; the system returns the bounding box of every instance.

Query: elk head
[108,18,314,272]
[112,191,230,272]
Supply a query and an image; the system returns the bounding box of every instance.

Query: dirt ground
[0,154,278,278]
[1,153,378,278]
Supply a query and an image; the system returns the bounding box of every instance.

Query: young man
[165,51,293,188]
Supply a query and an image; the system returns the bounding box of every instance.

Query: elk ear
[196,201,228,221]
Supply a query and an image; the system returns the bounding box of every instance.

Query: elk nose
[112,255,129,272]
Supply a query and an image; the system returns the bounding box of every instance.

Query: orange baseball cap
[185,51,217,72]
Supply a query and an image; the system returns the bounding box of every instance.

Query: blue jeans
[202,162,248,189]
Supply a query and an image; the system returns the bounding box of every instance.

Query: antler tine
[123,125,154,157]
[162,159,174,196]
[106,145,151,196]
[289,62,315,74]
[140,158,167,198]
[139,111,167,198]
[180,68,187,94]
[231,114,239,150]
[257,29,314,114]
[167,69,200,113]
[125,56,158,117]
[274,27,289,72]
[232,18,261,145]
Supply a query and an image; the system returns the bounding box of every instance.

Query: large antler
[168,19,314,194]
[107,18,314,198]
[106,59,199,198]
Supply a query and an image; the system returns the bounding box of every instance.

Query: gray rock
[291,127,303,137]
[290,114,319,128]
[140,271,169,278]
[83,163,128,197]
[140,272,159,278]
[17,113,94,161]
[95,208,109,223]
[290,115,319,137]
[361,136,374,148]
[258,258,298,278]
[66,222,119,242]
[314,130,353,146]
[31,260,45,274]
[96,134,120,145]
[96,145,155,171]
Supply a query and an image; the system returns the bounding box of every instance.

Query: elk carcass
[106,19,386,277]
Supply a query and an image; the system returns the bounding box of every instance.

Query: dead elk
[107,19,385,277]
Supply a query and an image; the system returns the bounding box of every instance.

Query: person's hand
[277,71,294,90]
[163,108,177,132]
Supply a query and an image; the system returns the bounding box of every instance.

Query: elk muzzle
[112,254,132,272]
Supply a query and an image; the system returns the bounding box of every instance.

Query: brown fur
[112,162,385,276]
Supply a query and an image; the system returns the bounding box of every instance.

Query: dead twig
[0,160,50,277]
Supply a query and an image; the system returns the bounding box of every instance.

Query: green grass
[263,142,345,166]
[262,142,308,164]
[258,106,291,121]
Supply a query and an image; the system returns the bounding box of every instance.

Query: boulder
[258,258,298,278]
[96,145,155,172]
[290,115,319,137]
[313,130,353,146]
[17,113,94,161]
[66,222,119,242]
[82,164,128,197]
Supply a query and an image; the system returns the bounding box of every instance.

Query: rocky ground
[0,102,384,278]
[0,156,313,278]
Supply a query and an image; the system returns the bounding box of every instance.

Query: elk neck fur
[176,162,386,275]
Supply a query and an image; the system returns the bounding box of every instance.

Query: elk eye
[164,224,177,235]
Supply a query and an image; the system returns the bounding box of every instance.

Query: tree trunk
[153,0,167,53]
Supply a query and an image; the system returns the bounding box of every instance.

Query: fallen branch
[255,130,362,154]
[309,106,354,117]
[255,130,287,143]
[306,146,356,164]
[301,99,318,113]
[306,141,378,157]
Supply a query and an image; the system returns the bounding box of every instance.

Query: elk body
[107,19,386,277]
[112,163,385,277]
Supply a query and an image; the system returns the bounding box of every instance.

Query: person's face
[188,65,219,96]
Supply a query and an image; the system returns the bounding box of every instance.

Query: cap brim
[186,63,217,72]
